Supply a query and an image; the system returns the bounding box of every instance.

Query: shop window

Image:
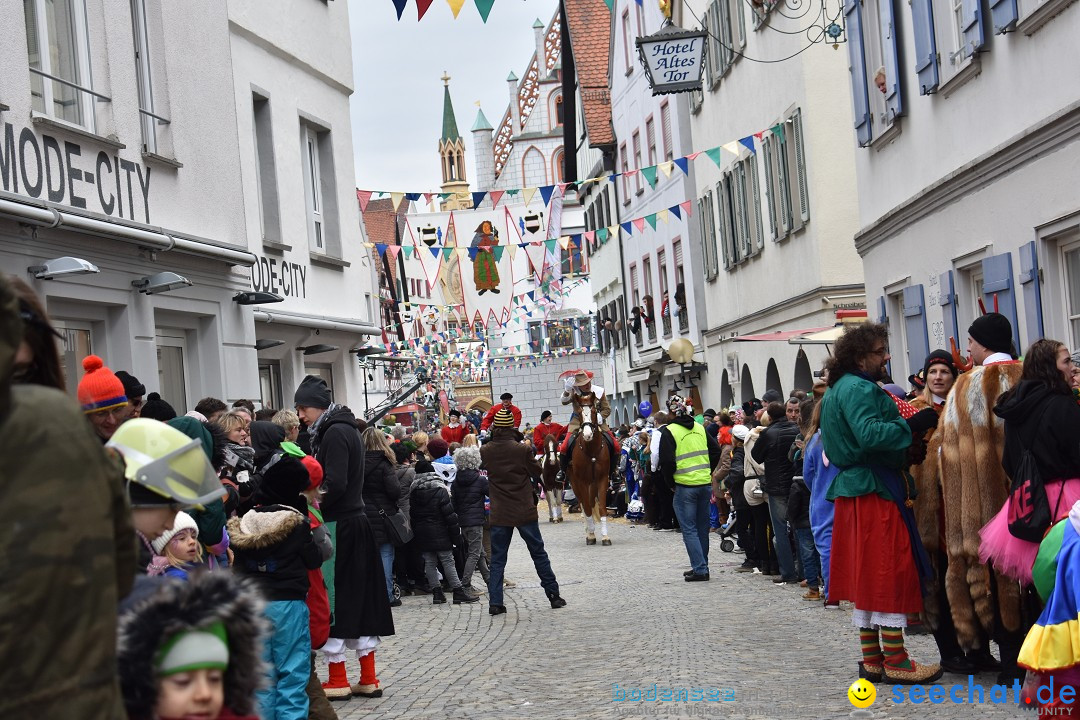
[24,0,96,129]
[258,361,282,411]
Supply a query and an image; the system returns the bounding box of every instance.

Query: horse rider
[555,371,619,484]
[481,393,522,433]
[532,410,566,452]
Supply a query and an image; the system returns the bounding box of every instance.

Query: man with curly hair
[818,322,942,685]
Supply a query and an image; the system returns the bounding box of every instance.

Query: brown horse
[540,434,564,523]
[569,394,611,545]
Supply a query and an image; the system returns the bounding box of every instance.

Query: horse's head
[580,405,595,442]
[544,433,558,466]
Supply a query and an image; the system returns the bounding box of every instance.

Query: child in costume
[228,456,324,720]
[116,571,267,720]
[148,511,204,579]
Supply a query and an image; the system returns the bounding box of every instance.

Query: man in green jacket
[818,322,942,685]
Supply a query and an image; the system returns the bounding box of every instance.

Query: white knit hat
[152,511,199,555]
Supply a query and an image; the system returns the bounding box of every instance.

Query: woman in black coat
[362,428,402,604]
[409,460,474,603]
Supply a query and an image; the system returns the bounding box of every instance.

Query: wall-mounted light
[234,291,284,305]
[28,256,99,280]
[255,339,285,351]
[132,271,191,294]
[298,344,339,356]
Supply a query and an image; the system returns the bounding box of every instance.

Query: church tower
[438,73,471,211]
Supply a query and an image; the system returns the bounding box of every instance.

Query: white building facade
[686,0,865,406]
[846,0,1080,377]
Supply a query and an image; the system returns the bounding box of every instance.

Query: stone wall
[490,352,605,429]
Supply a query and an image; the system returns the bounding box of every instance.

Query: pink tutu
[979,478,1080,585]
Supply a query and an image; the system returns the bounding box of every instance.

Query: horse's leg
[555,487,563,520]
[545,482,557,521]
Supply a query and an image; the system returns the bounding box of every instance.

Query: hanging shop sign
[636,24,708,96]
[0,122,153,223]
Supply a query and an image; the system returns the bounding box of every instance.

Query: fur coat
[909,394,944,630]
[936,361,1023,649]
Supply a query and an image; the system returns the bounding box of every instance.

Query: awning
[625,366,652,383]
[388,403,422,414]
[789,325,845,345]
[733,327,832,342]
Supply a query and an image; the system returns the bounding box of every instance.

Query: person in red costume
[440,409,470,445]
[531,410,566,451]
[481,393,522,432]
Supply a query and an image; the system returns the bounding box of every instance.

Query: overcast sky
[349,0,560,195]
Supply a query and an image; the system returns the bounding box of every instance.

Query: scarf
[224,442,255,472]
[309,402,343,457]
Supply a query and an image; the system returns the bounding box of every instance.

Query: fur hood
[453,445,482,470]
[117,572,268,719]
[227,505,306,550]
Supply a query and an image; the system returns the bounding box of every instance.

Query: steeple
[437,73,470,210]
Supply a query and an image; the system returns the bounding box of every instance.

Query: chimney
[507,71,521,132]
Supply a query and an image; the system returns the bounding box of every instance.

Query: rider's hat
[573,371,593,387]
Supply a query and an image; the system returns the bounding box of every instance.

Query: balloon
[638,401,652,418]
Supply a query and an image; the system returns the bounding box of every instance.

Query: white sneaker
[752,568,763,575]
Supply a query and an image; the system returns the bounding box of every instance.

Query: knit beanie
[923,349,958,379]
[114,371,146,400]
[141,392,177,422]
[151,511,199,555]
[78,355,128,413]
[300,455,323,491]
[492,408,515,427]
[540,410,552,421]
[255,457,311,508]
[294,375,332,409]
[428,437,449,459]
[968,313,1014,355]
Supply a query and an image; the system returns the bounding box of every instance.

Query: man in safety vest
[658,394,723,582]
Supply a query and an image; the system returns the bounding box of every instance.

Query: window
[630,264,642,346]
[25,0,95,129]
[636,0,646,34]
[646,116,656,167]
[705,3,721,87]
[258,362,283,411]
[553,92,564,127]
[717,155,764,267]
[131,0,164,154]
[845,0,904,147]
[552,148,565,184]
[928,0,982,86]
[300,119,339,257]
[698,189,719,280]
[761,109,809,242]
[632,131,643,195]
[620,143,630,203]
[622,10,632,74]
[643,256,656,341]
[1062,243,1080,347]
[561,238,585,276]
[54,319,92,393]
[548,319,576,349]
[673,240,688,332]
[156,329,190,412]
[658,248,671,338]
[302,125,325,251]
[660,101,673,161]
[252,94,280,244]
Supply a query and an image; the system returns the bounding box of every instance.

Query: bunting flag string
[358,121,791,211]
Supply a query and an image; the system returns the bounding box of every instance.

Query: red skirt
[829,494,923,614]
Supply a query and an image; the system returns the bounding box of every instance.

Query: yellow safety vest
[668,422,712,486]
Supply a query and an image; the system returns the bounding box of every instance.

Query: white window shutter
[793,110,810,224]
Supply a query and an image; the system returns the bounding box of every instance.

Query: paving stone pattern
[326,511,1030,719]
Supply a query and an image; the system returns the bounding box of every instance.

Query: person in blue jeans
[658,395,723,581]
[751,401,801,584]
[480,411,567,614]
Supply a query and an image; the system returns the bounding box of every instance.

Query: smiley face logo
[847,678,877,708]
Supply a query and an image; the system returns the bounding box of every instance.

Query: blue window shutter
[939,270,958,344]
[902,285,930,378]
[878,0,903,120]
[845,0,872,147]
[981,252,1021,353]
[961,0,986,55]
[877,295,888,324]
[1018,241,1044,346]
[910,0,940,95]
[990,0,1018,33]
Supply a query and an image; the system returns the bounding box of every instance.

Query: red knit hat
[78,355,128,414]
[300,455,324,491]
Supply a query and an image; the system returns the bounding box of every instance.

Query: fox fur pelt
[909,395,944,631]
[936,361,1023,649]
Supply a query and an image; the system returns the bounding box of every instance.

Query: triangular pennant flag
[443,247,454,260]
[722,141,740,158]
[770,124,785,141]
[686,151,702,162]
[457,247,469,260]
[430,247,441,260]
[558,235,571,250]
[356,189,373,213]
[602,0,613,9]
[390,191,405,209]
[417,0,435,20]
[493,246,505,262]
[405,192,421,201]
[632,217,646,232]
[438,192,451,200]
[669,204,681,220]
[507,243,518,260]
[392,0,407,20]
[539,185,555,205]
[645,214,658,230]
[641,166,658,188]
[468,247,480,261]
[446,0,466,18]
[596,228,608,242]
[544,239,557,253]
[609,224,620,240]
[739,136,756,155]
[402,245,414,259]
[680,200,693,216]
[376,243,388,257]
[488,190,504,207]
[583,230,595,243]
[474,0,495,22]
[422,192,433,206]
[522,187,538,205]
[657,209,669,224]
[754,130,765,140]
[658,161,675,178]
[704,147,723,168]
[621,221,633,236]
[471,191,487,209]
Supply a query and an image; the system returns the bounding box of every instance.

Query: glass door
[156,330,189,411]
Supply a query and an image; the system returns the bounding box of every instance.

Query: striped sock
[881,626,912,670]
[859,628,883,666]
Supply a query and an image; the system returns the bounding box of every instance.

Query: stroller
[717,508,739,553]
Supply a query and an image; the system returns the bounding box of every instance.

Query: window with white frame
[130,0,172,156]
[705,0,744,87]
[252,93,280,243]
[302,125,325,251]
[620,143,630,204]
[1062,241,1080,348]
[622,9,633,74]
[845,0,904,146]
[636,0,647,35]
[698,188,719,280]
[632,130,643,194]
[929,0,981,86]
[646,116,656,166]
[658,248,671,337]
[717,155,763,268]
[24,0,96,129]
[761,109,809,242]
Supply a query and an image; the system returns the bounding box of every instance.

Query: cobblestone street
[325,510,1031,720]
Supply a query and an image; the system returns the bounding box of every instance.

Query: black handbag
[380,508,413,546]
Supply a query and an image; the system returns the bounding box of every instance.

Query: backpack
[1006,405,1058,542]
[742,427,766,479]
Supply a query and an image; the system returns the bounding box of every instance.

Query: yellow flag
[390,191,405,209]
[447,0,466,18]
[658,161,675,178]
[657,209,669,224]
[507,242,519,260]
[558,235,571,250]
[522,187,538,205]
[722,141,741,158]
